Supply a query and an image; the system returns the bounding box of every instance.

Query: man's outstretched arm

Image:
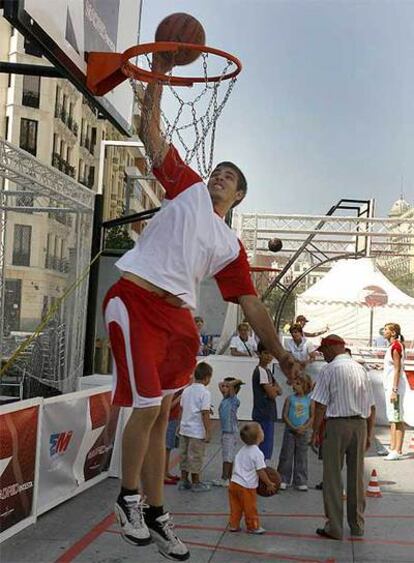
[239,294,301,380]
[139,57,172,165]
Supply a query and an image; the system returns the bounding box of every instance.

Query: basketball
[257,467,281,497]
[268,238,283,252]
[155,13,206,66]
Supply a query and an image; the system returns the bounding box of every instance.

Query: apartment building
[0,19,163,332]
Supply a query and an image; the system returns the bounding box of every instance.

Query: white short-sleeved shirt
[285,338,315,362]
[230,335,257,356]
[115,146,256,310]
[311,354,375,418]
[179,383,211,439]
[231,444,266,489]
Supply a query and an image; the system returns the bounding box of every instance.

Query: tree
[104,225,134,251]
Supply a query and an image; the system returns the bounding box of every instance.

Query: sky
[138,0,414,217]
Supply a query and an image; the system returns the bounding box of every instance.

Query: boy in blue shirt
[212,377,244,487]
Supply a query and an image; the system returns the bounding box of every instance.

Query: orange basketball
[155,13,206,66]
[257,467,281,497]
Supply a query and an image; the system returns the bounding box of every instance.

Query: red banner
[0,406,39,533]
[83,393,119,482]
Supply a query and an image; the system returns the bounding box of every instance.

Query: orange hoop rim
[119,41,242,86]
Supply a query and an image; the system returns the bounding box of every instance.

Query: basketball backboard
[3,0,142,134]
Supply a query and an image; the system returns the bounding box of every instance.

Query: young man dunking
[103,53,300,561]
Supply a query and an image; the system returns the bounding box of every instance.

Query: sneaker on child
[279,482,287,490]
[247,526,266,534]
[114,494,152,546]
[146,512,190,561]
[191,482,211,493]
[211,478,229,487]
[295,484,308,491]
[384,450,403,461]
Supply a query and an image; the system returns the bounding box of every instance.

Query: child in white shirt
[178,362,212,493]
[229,422,276,534]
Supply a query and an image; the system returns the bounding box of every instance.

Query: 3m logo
[49,431,73,456]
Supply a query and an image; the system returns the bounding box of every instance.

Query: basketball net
[125,53,238,179]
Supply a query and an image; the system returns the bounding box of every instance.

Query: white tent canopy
[296,258,414,343]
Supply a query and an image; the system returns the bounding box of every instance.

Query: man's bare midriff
[122,272,184,307]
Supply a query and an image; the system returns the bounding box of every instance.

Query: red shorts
[103,278,199,408]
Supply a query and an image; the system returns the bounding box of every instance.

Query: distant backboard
[3,0,142,134]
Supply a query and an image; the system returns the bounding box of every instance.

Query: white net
[126,51,239,178]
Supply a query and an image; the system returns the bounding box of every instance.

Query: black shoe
[316,528,341,540]
[315,482,323,490]
[146,512,190,561]
[114,494,152,546]
[350,528,364,537]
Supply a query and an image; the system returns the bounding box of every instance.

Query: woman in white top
[383,323,407,461]
[230,322,257,357]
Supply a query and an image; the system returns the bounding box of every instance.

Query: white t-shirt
[115,146,256,310]
[230,335,257,356]
[179,383,211,439]
[231,444,266,489]
[286,338,315,362]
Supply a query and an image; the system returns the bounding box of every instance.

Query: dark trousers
[323,418,367,539]
[254,419,275,461]
[277,426,308,486]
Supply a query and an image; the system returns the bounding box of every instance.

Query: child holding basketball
[229,422,276,534]
[278,374,314,491]
[212,377,244,487]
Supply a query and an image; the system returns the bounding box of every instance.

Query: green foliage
[104,225,134,250]
[263,286,296,327]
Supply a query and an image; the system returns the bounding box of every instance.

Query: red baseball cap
[317,335,345,351]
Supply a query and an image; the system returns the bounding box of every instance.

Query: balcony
[45,255,70,273]
[51,153,75,179]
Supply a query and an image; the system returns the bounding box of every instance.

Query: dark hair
[240,422,260,446]
[194,362,213,381]
[289,323,303,335]
[224,376,242,394]
[257,341,270,355]
[194,316,204,323]
[213,161,247,208]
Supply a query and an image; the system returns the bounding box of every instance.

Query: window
[4,279,22,332]
[22,75,41,108]
[19,118,38,156]
[5,117,9,140]
[24,36,43,57]
[55,86,61,117]
[13,225,32,266]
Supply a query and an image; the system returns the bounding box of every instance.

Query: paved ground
[2,422,414,563]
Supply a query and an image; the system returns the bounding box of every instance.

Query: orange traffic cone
[366,469,382,498]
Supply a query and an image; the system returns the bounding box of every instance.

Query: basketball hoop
[87,42,242,178]
[250,266,280,298]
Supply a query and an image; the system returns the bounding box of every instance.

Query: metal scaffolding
[0,139,95,396]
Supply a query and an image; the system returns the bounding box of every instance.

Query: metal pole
[83,194,104,375]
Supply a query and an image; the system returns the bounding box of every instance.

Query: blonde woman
[383,323,406,460]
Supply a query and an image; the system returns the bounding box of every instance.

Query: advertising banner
[38,394,88,513]
[0,402,39,536]
[38,387,118,514]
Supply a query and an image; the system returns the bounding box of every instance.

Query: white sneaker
[114,494,152,546]
[247,526,266,534]
[211,478,230,487]
[296,485,308,491]
[384,450,403,461]
[147,512,190,561]
[279,482,288,490]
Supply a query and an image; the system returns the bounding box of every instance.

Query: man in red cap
[311,335,376,540]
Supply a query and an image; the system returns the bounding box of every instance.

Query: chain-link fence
[0,140,95,399]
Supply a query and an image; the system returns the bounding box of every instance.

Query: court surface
[2,423,414,563]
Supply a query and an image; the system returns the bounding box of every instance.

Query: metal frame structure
[0,139,95,394]
[236,198,414,328]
